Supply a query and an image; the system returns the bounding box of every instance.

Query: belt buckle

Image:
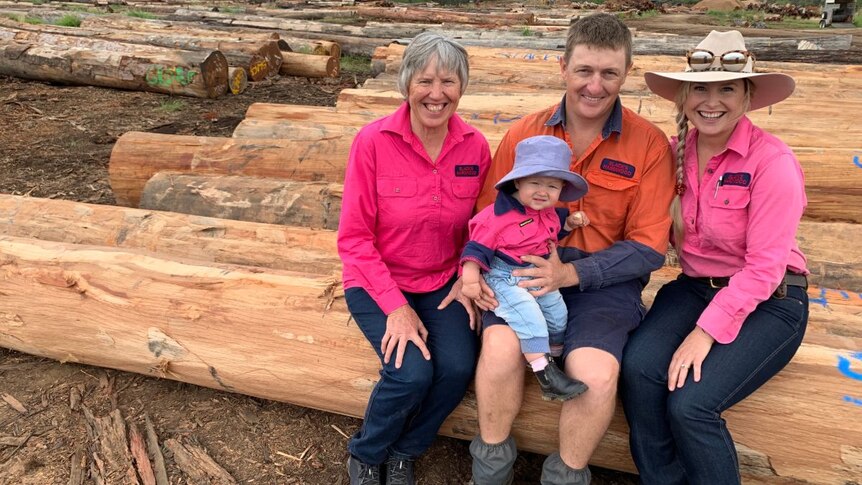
[708,277,721,289]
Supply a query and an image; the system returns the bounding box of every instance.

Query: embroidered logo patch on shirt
[519,218,534,227]
[722,172,752,187]
[455,165,480,177]
[600,158,635,178]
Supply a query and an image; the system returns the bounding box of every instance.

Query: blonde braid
[670,87,690,247]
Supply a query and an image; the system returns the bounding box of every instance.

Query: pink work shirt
[676,116,808,344]
[338,102,492,315]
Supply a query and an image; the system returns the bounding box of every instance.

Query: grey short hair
[396,32,469,97]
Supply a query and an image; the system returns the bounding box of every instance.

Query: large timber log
[131,168,862,293]
[109,132,350,207]
[354,6,537,25]
[0,32,228,98]
[0,194,338,274]
[332,87,862,149]
[280,51,339,78]
[232,100,862,224]
[140,174,343,230]
[0,21,282,81]
[375,44,862,98]
[0,215,859,484]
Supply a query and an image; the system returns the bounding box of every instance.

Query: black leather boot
[534,357,588,401]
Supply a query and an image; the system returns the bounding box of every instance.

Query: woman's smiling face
[683,79,748,142]
[407,55,462,134]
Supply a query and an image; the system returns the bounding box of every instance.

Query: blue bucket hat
[495,135,588,202]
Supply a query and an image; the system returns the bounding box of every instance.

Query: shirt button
[724,199,730,205]
[707,169,714,174]
[394,188,400,193]
[432,169,438,174]
[433,195,439,201]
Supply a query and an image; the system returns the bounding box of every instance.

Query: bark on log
[164,439,236,485]
[79,14,282,43]
[0,21,282,81]
[354,6,537,26]
[140,174,343,230]
[81,408,139,485]
[227,66,248,95]
[0,233,859,484]
[144,416,169,485]
[109,132,350,207]
[0,33,228,98]
[280,51,338,77]
[128,423,156,485]
[0,194,339,275]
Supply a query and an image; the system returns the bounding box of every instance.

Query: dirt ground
[1,11,859,484]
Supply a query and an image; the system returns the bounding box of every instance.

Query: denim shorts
[483,277,645,362]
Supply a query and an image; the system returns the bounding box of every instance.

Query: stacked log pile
[2,6,862,484]
[0,13,341,97]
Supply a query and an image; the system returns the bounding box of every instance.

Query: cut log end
[199,50,229,99]
[227,67,248,95]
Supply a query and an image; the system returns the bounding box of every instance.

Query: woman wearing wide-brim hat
[620,30,810,484]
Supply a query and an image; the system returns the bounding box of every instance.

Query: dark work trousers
[621,275,808,485]
[345,277,478,465]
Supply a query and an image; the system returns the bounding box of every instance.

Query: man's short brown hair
[564,13,633,67]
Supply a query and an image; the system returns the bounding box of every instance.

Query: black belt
[689,272,807,299]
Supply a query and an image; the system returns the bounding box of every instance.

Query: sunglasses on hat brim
[686,49,754,72]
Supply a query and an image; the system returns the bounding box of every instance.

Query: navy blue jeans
[345,277,478,465]
[621,275,808,485]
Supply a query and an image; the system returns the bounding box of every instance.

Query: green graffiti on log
[145,66,199,88]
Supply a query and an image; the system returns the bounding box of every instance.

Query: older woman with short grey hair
[337,32,492,485]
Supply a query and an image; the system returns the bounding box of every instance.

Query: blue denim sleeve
[569,240,666,291]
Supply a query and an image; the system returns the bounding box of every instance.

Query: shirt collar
[493,190,527,216]
[724,115,753,158]
[545,95,624,139]
[380,101,472,144]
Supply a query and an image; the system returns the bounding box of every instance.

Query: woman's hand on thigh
[382,305,431,369]
[668,326,715,391]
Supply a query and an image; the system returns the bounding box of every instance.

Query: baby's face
[514,176,564,211]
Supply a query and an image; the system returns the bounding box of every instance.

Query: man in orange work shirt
[468,13,675,485]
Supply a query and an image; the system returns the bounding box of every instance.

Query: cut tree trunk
[0,231,859,485]
[280,51,338,77]
[140,174,343,230]
[354,6,537,25]
[227,67,247,95]
[0,194,339,275]
[232,99,862,224]
[3,193,860,292]
[0,34,227,98]
[0,21,282,80]
[109,132,351,207]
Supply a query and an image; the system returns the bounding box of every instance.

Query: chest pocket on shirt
[377,178,418,226]
[451,181,482,226]
[704,186,750,246]
[584,171,639,225]
[498,218,548,253]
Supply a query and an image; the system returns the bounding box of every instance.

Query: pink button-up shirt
[338,102,492,314]
[677,116,808,343]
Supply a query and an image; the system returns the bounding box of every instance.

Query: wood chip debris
[1,393,27,414]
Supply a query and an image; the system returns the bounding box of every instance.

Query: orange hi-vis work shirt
[477,97,675,290]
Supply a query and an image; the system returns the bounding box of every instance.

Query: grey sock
[540,452,591,485]
[469,435,516,485]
